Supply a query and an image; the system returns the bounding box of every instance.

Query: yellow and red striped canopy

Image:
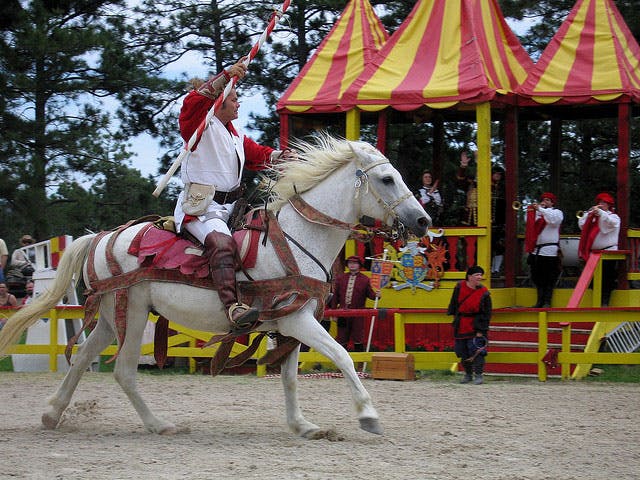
[341,0,533,111]
[518,0,640,104]
[277,0,388,113]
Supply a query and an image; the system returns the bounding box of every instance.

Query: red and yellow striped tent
[342,0,534,111]
[517,0,640,105]
[276,0,388,115]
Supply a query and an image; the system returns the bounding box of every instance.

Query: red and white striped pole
[153,0,292,197]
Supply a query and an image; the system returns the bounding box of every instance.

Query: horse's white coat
[0,136,429,437]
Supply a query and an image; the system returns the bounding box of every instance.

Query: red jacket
[331,272,377,311]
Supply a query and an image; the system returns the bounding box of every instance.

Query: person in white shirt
[415,170,443,225]
[174,58,295,329]
[578,192,621,306]
[525,193,563,308]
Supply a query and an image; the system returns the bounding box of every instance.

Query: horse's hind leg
[111,306,177,434]
[42,317,115,429]
[280,347,322,437]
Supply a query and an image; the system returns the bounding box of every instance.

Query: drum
[559,237,580,267]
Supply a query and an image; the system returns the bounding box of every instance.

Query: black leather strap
[214,188,243,204]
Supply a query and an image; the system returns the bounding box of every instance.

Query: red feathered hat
[595,192,615,206]
[540,192,557,204]
[346,255,364,266]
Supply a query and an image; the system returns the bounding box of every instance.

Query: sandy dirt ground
[0,371,638,480]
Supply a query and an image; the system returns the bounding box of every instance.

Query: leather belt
[214,188,243,204]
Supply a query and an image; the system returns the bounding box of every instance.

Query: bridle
[353,158,414,225]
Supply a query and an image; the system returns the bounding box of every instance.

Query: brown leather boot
[204,231,259,329]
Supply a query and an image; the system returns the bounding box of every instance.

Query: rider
[174,58,295,329]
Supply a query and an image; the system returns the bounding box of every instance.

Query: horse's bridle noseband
[354,157,414,226]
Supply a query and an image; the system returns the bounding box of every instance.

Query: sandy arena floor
[0,372,638,480]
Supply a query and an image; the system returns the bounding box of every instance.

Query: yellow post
[537,310,548,382]
[49,308,58,372]
[393,311,406,352]
[561,323,571,380]
[592,260,603,307]
[345,109,361,140]
[475,102,492,274]
[188,337,197,374]
[255,333,268,377]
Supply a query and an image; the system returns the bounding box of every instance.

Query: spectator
[525,193,563,308]
[455,151,477,225]
[415,170,443,225]
[491,165,506,274]
[0,282,17,307]
[174,57,295,329]
[447,266,491,384]
[578,192,621,306]
[22,280,35,305]
[0,238,7,283]
[10,234,36,277]
[330,256,379,352]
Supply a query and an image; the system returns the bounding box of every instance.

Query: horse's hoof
[158,425,178,435]
[359,417,383,435]
[42,412,59,430]
[149,421,178,435]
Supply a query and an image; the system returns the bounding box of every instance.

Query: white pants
[184,217,230,244]
[174,191,234,243]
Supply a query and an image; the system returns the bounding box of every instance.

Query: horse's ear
[348,140,376,162]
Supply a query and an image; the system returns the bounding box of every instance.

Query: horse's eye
[382,176,394,185]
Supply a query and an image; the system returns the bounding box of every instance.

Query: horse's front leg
[279,345,322,438]
[43,317,115,429]
[280,314,383,435]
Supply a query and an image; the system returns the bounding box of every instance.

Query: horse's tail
[0,233,96,355]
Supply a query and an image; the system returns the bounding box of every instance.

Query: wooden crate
[371,353,415,381]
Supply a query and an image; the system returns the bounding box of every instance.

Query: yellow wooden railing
[2,305,638,380]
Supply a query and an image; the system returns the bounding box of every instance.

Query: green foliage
[0,0,184,247]
[584,365,640,383]
[0,356,13,372]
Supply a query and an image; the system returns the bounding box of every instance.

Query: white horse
[0,135,430,437]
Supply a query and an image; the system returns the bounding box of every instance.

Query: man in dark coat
[331,256,379,351]
[447,266,492,384]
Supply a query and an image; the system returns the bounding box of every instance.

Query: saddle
[127,210,265,275]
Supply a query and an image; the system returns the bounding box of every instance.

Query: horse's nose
[415,216,430,236]
[418,216,431,227]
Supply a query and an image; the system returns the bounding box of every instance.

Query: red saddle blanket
[128,212,264,277]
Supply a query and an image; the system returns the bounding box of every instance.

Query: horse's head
[348,140,431,238]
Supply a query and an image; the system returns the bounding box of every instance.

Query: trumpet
[576,206,601,218]
[511,200,538,211]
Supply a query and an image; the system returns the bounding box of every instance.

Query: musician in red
[578,192,621,306]
[524,192,563,308]
[175,58,294,329]
[447,266,492,384]
[330,256,379,352]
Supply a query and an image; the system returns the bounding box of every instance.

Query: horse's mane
[260,133,354,211]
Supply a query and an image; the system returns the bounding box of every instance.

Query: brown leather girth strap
[154,316,169,369]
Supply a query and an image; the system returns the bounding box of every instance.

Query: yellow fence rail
[1,306,639,380]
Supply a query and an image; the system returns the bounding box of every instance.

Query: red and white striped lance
[153,0,292,197]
